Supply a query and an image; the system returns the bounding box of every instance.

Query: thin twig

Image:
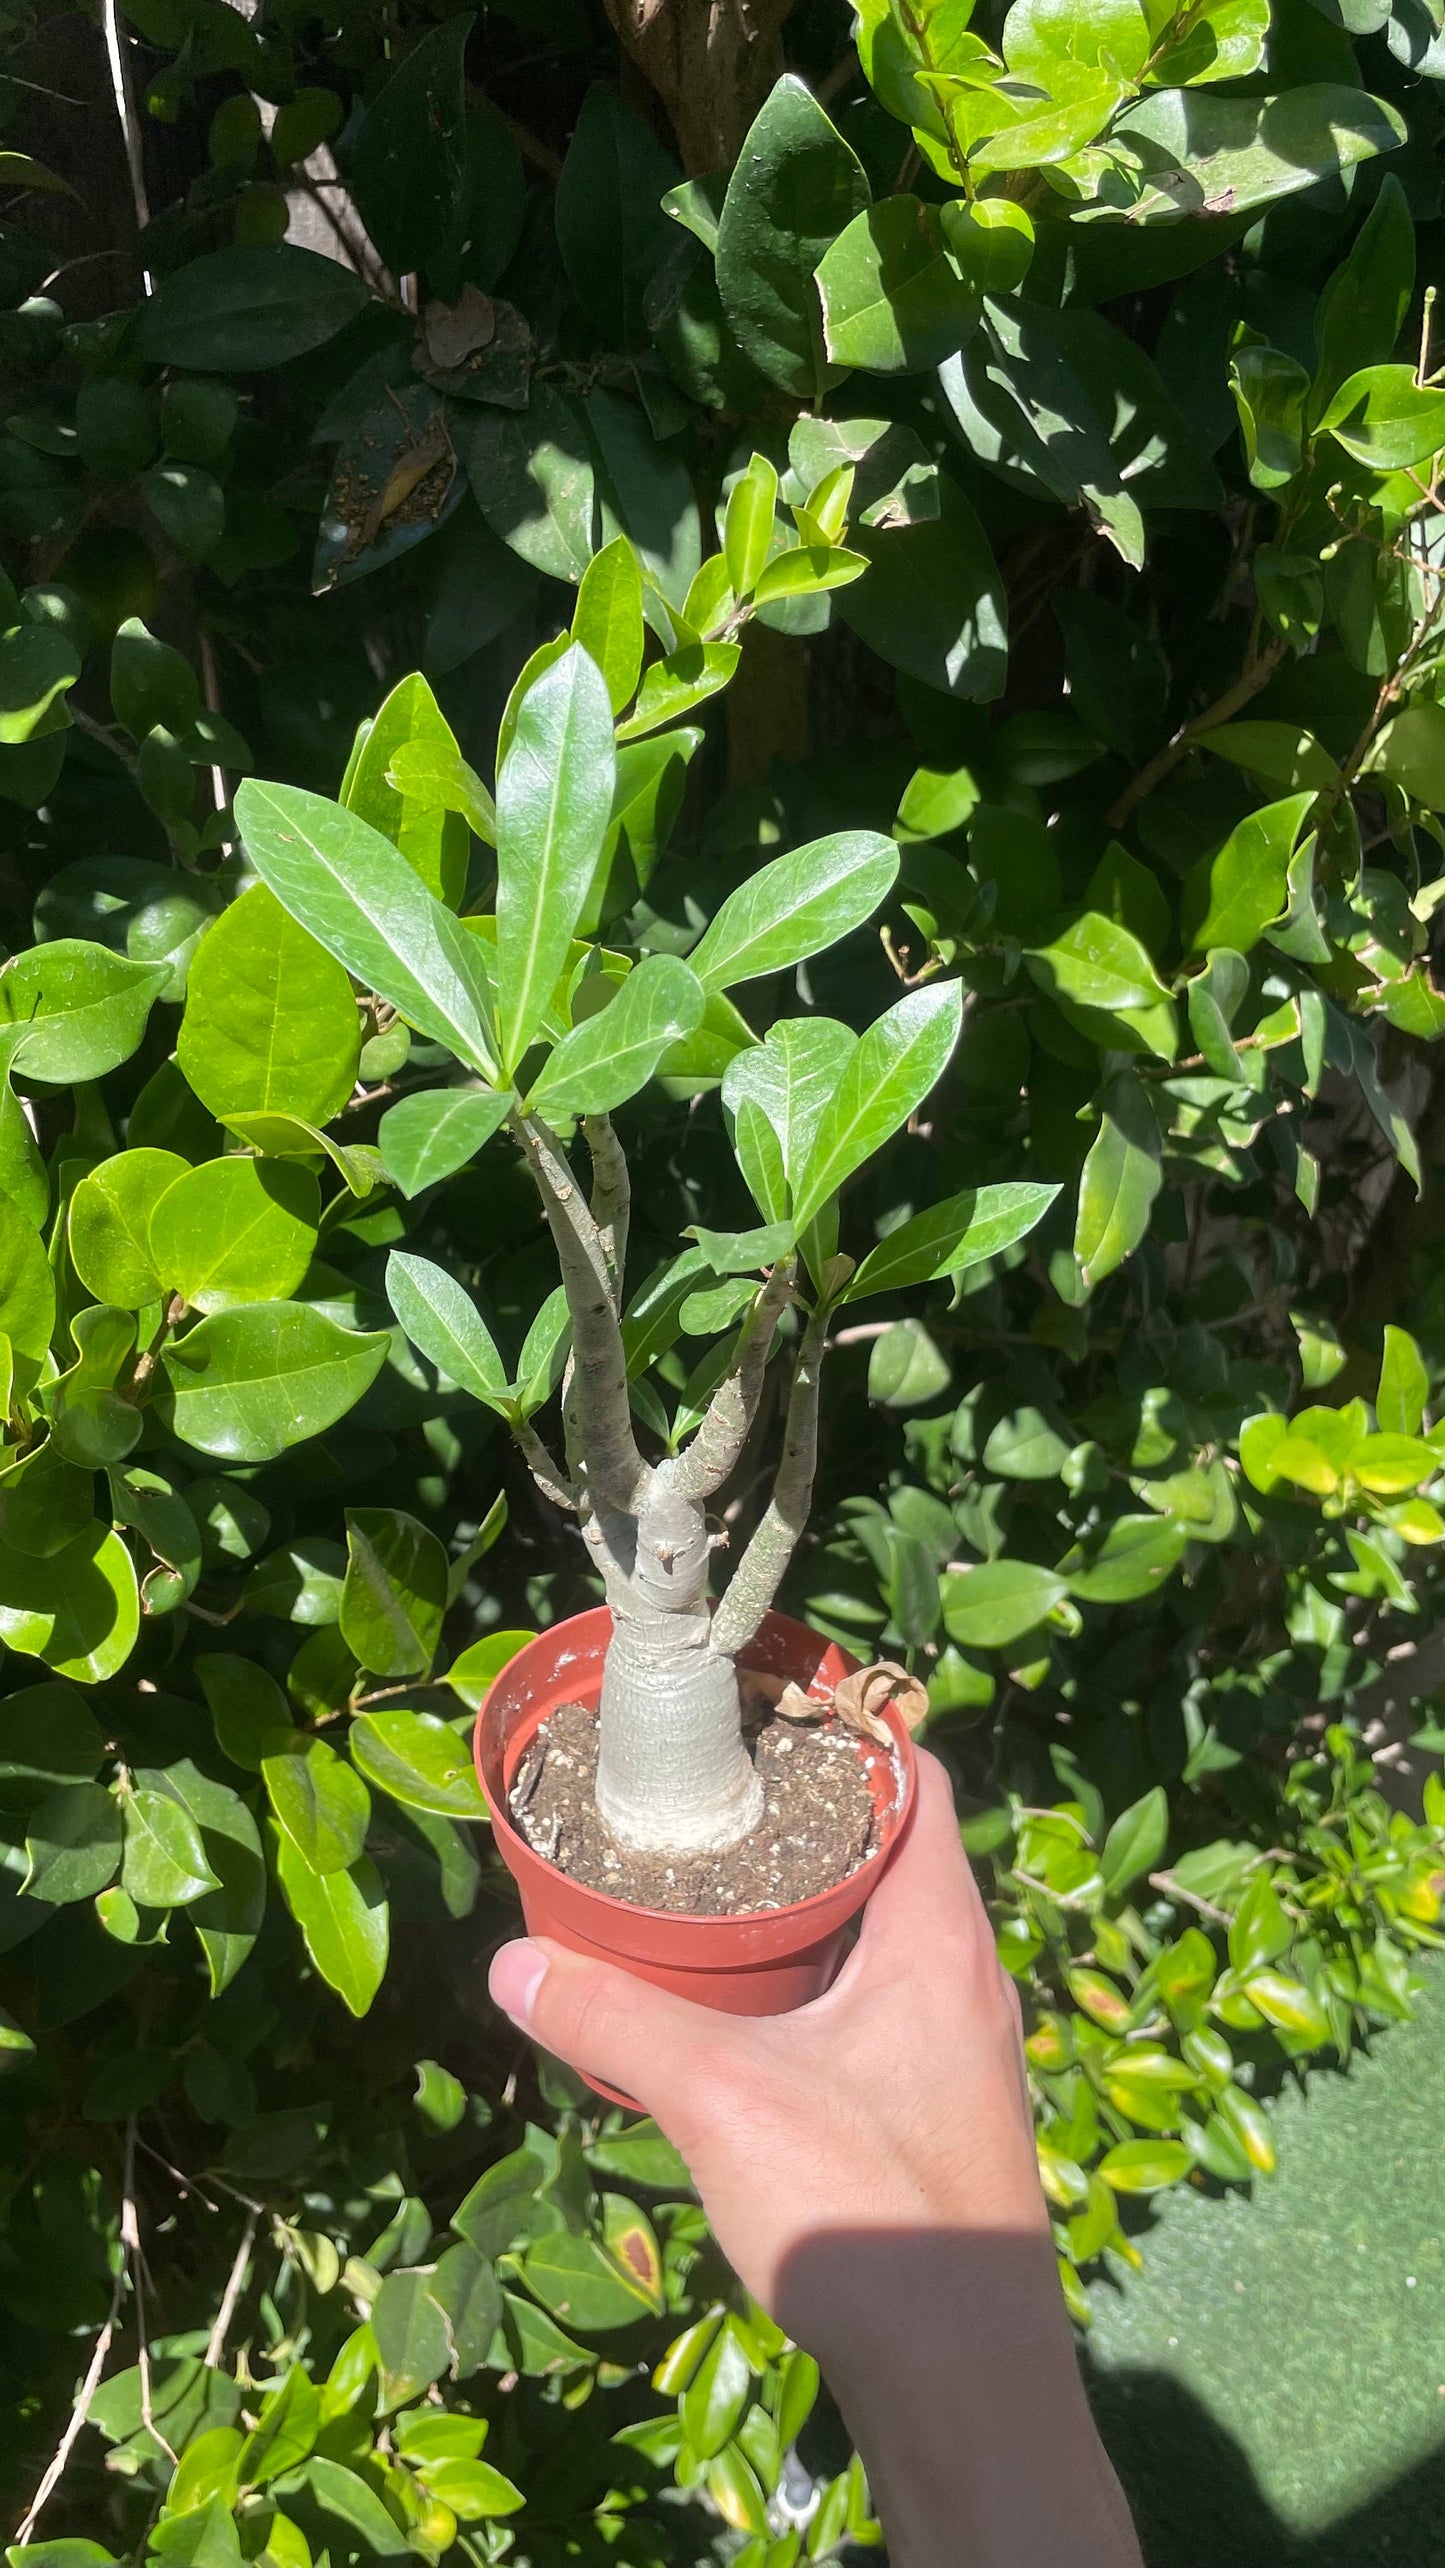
[121,2134,177,2466]
[1148,1870,1232,1926]
[71,705,139,779]
[134,2131,220,2214]
[11,2125,133,2544]
[1106,637,1288,830]
[206,2206,259,2370]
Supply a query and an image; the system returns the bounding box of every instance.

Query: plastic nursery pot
[474,1606,916,2103]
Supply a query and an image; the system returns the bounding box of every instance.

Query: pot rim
[474,1604,916,1938]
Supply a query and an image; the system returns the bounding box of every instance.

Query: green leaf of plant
[452,2146,544,2258]
[385,1250,510,1413]
[1026,912,1170,1016]
[340,1506,449,1679]
[271,1825,389,2018]
[159,1305,390,1462]
[196,1653,294,1770]
[68,1149,186,1309]
[1183,793,1313,955]
[492,645,617,1077]
[1107,84,1405,227]
[428,2239,506,2382]
[614,643,740,742]
[178,884,362,1132]
[554,83,680,354]
[130,242,370,369]
[817,198,978,375]
[234,778,498,1077]
[525,955,704,1118]
[0,1679,105,1793]
[682,2316,753,2460]
[1377,1323,1428,1438]
[349,1708,487,1818]
[1074,1073,1162,1291]
[23,1779,123,1902]
[942,1559,1065,1649]
[715,76,869,400]
[843,478,1007,702]
[378,1087,511,1198]
[235,2366,321,2487]
[120,1785,218,1906]
[147,1758,266,1998]
[688,831,898,995]
[791,982,964,1231]
[150,1157,319,1313]
[0,1192,56,1360]
[0,620,80,745]
[342,672,472,908]
[1321,363,1445,470]
[843,1180,1060,1302]
[1063,1512,1188,1603]
[516,2227,659,2330]
[0,1523,139,1684]
[371,2265,453,2410]
[750,543,867,605]
[263,1734,371,1874]
[0,941,169,1085]
[571,536,646,715]
[1311,173,1414,417]
[723,453,779,600]
[302,2454,409,2553]
[420,2454,525,2518]
[1100,1786,1170,1898]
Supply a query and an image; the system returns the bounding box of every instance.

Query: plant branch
[711,1305,828,1655]
[514,1420,576,1513]
[514,1114,646,1512]
[583,1113,630,1309]
[205,2204,259,2370]
[672,1260,796,1504]
[11,2122,135,2544]
[1106,636,1288,830]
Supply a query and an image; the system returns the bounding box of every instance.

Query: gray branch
[672,1259,796,1504]
[710,1305,828,1656]
[584,1113,630,1309]
[513,1421,576,1514]
[515,1114,647,1514]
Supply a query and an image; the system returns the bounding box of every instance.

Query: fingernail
[490,1938,548,2030]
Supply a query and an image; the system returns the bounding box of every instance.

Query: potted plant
[234,571,1057,2017]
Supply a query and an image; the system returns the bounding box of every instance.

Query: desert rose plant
[236,603,1054,1858]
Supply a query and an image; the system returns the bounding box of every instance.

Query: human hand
[489,1749,1043,2341]
[489,1751,1142,2567]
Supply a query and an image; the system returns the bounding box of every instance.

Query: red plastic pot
[474,1606,916,2101]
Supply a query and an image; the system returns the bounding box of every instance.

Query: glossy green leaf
[234,779,498,1078]
[160,1305,389,1461]
[683,2316,753,2460]
[1026,913,1169,1016]
[340,1506,449,1679]
[1184,794,1314,955]
[689,832,898,995]
[714,77,868,400]
[378,1087,510,1198]
[0,1193,55,1360]
[0,1523,139,1683]
[1321,365,1445,470]
[272,1825,389,2017]
[554,83,680,353]
[614,643,740,742]
[1074,1074,1162,1291]
[371,2264,452,2409]
[1107,84,1405,227]
[23,1779,122,1901]
[791,982,964,1230]
[1311,174,1414,416]
[385,1251,510,1412]
[526,956,705,1118]
[723,454,779,600]
[0,941,169,1084]
[817,198,978,375]
[572,537,645,714]
[942,1560,1066,1649]
[494,643,616,1074]
[1098,2138,1193,2192]
[517,2227,659,2330]
[844,479,1007,702]
[349,1708,487,1820]
[1377,1324,1428,1438]
[130,242,370,368]
[236,2367,321,2487]
[263,1734,370,1874]
[844,1181,1059,1302]
[68,1149,185,1309]
[451,2146,544,2258]
[150,1157,319,1313]
[196,1653,293,1770]
[341,674,471,909]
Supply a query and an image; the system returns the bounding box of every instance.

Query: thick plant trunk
[517,1116,820,1857]
[591,1465,762,1849]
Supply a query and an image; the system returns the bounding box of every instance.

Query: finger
[854,1747,992,1961]
[490,1936,753,2115]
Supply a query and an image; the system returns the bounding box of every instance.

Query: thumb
[489,1936,744,2118]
